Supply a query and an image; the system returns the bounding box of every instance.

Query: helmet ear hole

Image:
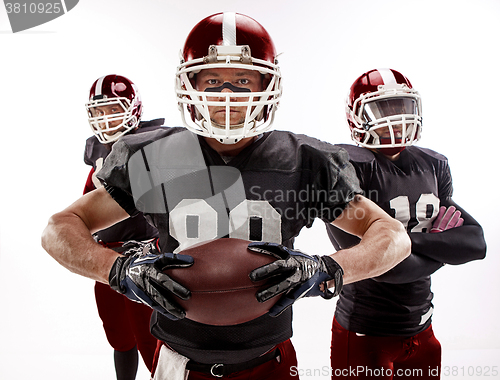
[187,104,202,122]
[261,105,269,122]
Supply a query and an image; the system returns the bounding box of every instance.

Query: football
[165,238,279,326]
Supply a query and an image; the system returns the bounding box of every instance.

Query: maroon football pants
[151,339,299,379]
[330,317,441,379]
[94,281,158,371]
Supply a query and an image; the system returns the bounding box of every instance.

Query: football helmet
[86,74,143,144]
[175,12,282,144]
[346,68,422,155]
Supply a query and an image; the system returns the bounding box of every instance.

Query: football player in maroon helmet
[42,15,412,380]
[327,68,486,379]
[86,74,144,144]
[345,68,422,158]
[84,74,164,380]
[175,12,281,145]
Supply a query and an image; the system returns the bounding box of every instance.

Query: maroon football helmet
[86,74,143,144]
[346,68,422,155]
[175,12,282,144]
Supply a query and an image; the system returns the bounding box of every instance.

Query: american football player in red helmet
[43,15,413,380]
[86,74,143,144]
[346,68,422,158]
[83,74,165,379]
[327,69,486,380]
[175,12,282,145]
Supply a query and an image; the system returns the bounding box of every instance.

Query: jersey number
[389,193,439,232]
[169,199,282,252]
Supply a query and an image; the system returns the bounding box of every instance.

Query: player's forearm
[41,211,119,284]
[372,253,443,283]
[410,225,486,264]
[329,218,411,285]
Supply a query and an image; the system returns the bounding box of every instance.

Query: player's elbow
[378,218,412,272]
[393,218,412,261]
[41,212,64,253]
[475,227,487,261]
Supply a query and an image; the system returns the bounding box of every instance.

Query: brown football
[165,238,278,326]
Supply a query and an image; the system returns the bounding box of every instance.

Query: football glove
[430,206,464,233]
[109,240,193,320]
[248,242,343,317]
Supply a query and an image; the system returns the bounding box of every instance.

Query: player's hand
[430,206,464,233]
[248,242,343,317]
[108,239,193,320]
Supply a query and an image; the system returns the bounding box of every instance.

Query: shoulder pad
[409,146,448,163]
[84,135,106,166]
[284,132,352,161]
[138,118,165,128]
[335,144,376,164]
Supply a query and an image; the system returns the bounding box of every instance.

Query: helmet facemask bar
[86,97,139,144]
[176,45,282,144]
[354,114,421,148]
[349,85,422,149]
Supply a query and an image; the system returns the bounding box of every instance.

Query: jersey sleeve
[409,198,486,264]
[326,223,444,283]
[95,138,140,216]
[408,153,486,264]
[311,145,363,223]
[437,155,453,200]
[96,127,181,217]
[372,254,444,283]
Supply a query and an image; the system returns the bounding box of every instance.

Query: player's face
[374,125,404,139]
[90,103,126,134]
[195,68,263,126]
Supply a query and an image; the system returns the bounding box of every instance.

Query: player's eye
[237,78,250,86]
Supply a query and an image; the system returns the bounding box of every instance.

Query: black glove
[109,240,194,320]
[248,242,343,316]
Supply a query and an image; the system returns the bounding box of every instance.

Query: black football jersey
[83,119,164,244]
[328,144,481,337]
[96,127,362,363]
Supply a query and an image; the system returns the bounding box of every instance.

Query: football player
[327,68,486,379]
[83,74,163,379]
[42,14,411,380]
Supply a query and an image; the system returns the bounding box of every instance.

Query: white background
[0,1,499,379]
